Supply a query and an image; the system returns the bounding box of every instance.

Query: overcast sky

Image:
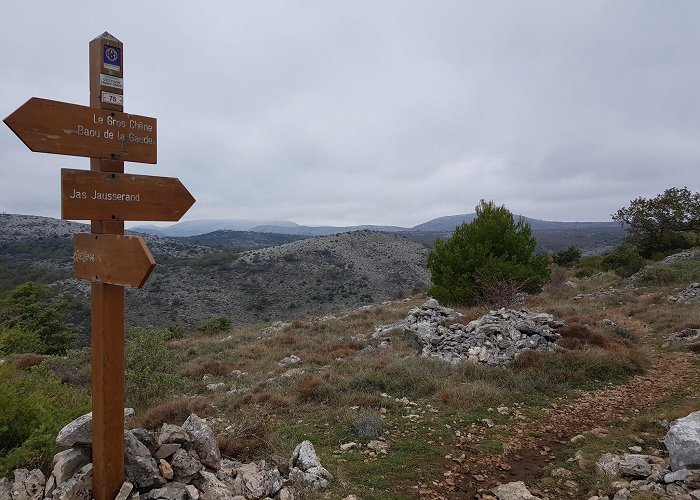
[1,1,698,228]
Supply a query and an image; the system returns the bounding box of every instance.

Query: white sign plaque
[101,91,123,106]
[99,74,123,89]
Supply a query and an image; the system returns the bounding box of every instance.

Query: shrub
[179,358,235,378]
[613,187,700,257]
[216,418,273,461]
[554,246,582,267]
[353,410,385,438]
[601,246,645,277]
[130,397,212,430]
[125,327,187,409]
[0,328,46,355]
[427,200,549,306]
[296,374,334,402]
[634,265,684,286]
[0,283,78,355]
[0,364,90,475]
[5,353,46,370]
[197,316,231,335]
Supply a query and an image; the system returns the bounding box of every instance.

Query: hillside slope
[121,230,430,327]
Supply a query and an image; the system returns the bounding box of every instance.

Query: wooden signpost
[62,169,195,221]
[3,32,194,500]
[4,98,157,163]
[73,234,156,288]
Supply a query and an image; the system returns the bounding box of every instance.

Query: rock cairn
[0,412,329,500]
[373,299,563,366]
[668,283,700,303]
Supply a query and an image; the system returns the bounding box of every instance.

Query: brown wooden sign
[62,169,195,221]
[73,233,156,288]
[3,97,157,163]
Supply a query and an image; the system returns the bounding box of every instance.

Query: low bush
[557,324,625,351]
[41,349,92,388]
[216,418,273,461]
[353,410,385,438]
[0,364,90,476]
[126,327,187,409]
[554,246,582,267]
[130,397,213,430]
[197,316,231,335]
[296,374,335,402]
[5,353,46,370]
[232,392,291,409]
[601,246,645,277]
[634,266,682,286]
[179,358,235,379]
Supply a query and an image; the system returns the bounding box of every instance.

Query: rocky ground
[418,310,700,499]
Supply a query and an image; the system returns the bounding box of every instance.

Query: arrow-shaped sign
[73,233,156,288]
[62,169,195,221]
[4,97,157,163]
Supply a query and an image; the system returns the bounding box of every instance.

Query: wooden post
[89,32,126,500]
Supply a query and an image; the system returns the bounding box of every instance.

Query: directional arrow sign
[73,233,156,288]
[62,169,195,221]
[4,97,156,163]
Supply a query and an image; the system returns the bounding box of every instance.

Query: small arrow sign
[62,169,195,221]
[4,97,157,163]
[73,233,156,288]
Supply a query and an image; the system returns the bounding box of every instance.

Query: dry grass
[557,324,625,352]
[217,418,274,461]
[131,397,213,430]
[231,391,291,410]
[6,353,46,370]
[179,358,235,378]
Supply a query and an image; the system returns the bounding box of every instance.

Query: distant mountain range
[132,214,625,254]
[133,214,621,237]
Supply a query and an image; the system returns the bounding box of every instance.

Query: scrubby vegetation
[427,200,550,306]
[1,193,699,497]
[0,283,80,355]
[613,187,700,258]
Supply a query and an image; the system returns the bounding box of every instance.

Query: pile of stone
[0,411,330,500]
[666,328,700,347]
[592,411,700,499]
[660,250,697,265]
[373,299,563,366]
[571,287,621,301]
[668,283,700,303]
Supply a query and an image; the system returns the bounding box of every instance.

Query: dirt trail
[420,315,700,499]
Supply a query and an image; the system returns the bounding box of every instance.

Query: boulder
[142,482,188,500]
[196,471,235,500]
[158,424,189,445]
[50,464,91,500]
[0,478,11,500]
[114,482,134,500]
[56,408,134,447]
[171,449,203,482]
[154,443,182,460]
[618,456,652,478]
[491,481,542,499]
[664,411,700,471]
[132,428,159,454]
[124,430,165,490]
[181,414,221,470]
[596,453,621,476]
[289,441,332,489]
[51,448,91,485]
[232,462,283,499]
[10,469,44,500]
